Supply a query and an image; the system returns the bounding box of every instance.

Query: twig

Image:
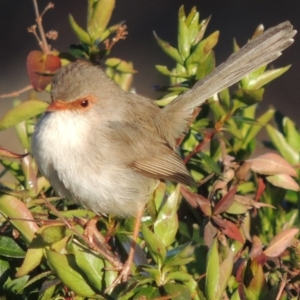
[275,272,288,300]
[27,25,43,49]
[40,2,54,18]
[32,0,50,54]
[0,85,33,99]
[183,131,214,164]
[104,24,128,52]
[41,192,123,270]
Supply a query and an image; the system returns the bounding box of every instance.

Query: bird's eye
[80,99,89,107]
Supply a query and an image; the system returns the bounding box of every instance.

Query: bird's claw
[104,260,132,293]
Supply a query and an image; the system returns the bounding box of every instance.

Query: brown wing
[106,121,195,187]
[131,148,195,186]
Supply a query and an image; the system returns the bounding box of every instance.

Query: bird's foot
[105,259,132,293]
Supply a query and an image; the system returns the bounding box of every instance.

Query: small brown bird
[31,21,296,285]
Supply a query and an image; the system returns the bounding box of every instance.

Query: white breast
[31,111,156,217]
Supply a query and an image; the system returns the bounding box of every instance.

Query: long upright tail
[163,21,296,142]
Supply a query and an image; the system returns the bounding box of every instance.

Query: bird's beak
[46,100,68,112]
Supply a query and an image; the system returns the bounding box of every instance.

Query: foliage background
[0,1,300,155]
[0,1,299,299]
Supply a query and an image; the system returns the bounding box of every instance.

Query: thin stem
[32,0,50,54]
[0,85,33,99]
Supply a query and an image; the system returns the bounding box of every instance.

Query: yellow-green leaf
[45,249,95,297]
[88,0,115,41]
[0,100,48,130]
[69,14,91,45]
[153,32,183,65]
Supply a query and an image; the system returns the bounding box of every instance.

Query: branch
[32,0,52,54]
[0,85,33,99]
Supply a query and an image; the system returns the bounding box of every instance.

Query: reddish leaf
[254,176,266,202]
[235,194,275,209]
[247,153,297,177]
[213,186,237,215]
[254,252,267,265]
[0,146,28,159]
[181,186,212,216]
[27,50,61,91]
[263,228,299,257]
[234,258,247,282]
[212,216,245,243]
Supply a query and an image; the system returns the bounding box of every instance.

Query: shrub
[0,1,299,299]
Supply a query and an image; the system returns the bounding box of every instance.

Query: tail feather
[163,21,296,143]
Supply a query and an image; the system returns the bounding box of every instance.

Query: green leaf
[0,159,24,183]
[59,209,96,219]
[0,258,10,286]
[209,100,226,122]
[200,152,221,174]
[69,14,91,45]
[233,88,264,106]
[71,240,104,291]
[245,259,267,300]
[45,249,95,297]
[226,201,248,214]
[218,250,234,297]
[133,286,160,299]
[164,282,191,300]
[40,225,67,244]
[0,195,38,243]
[283,116,300,151]
[246,65,291,90]
[15,121,30,150]
[266,125,299,164]
[87,0,95,25]
[178,6,191,60]
[153,32,183,65]
[164,243,194,268]
[4,275,30,295]
[266,174,299,191]
[16,242,44,277]
[88,0,115,41]
[219,87,230,111]
[205,239,220,300]
[186,31,219,66]
[105,58,136,73]
[154,185,180,247]
[186,8,199,44]
[141,223,166,266]
[195,51,215,80]
[0,100,48,130]
[0,236,25,258]
[241,108,275,148]
[155,65,189,78]
[166,271,193,283]
[224,126,243,140]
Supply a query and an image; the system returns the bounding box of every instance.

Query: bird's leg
[105,208,144,293]
[84,217,123,270]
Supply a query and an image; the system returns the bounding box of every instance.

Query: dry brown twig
[104,24,128,51]
[31,0,54,54]
[0,85,33,99]
[0,1,55,99]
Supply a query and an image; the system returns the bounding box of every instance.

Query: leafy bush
[0,1,299,299]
